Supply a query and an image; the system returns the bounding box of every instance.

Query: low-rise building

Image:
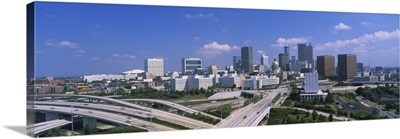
[299,72,328,101]
[352,75,378,82]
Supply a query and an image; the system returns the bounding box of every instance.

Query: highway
[27,119,71,135]
[28,105,176,131]
[31,101,213,129]
[188,99,244,111]
[215,87,287,128]
[122,99,222,120]
[32,94,150,111]
[32,94,221,120]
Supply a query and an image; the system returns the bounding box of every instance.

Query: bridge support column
[163,105,171,112]
[96,99,100,104]
[51,97,55,101]
[177,110,186,116]
[45,112,59,121]
[147,102,152,107]
[83,117,97,129]
[74,98,78,102]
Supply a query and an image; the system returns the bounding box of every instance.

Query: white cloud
[271,37,310,47]
[352,45,376,54]
[91,57,100,60]
[184,13,215,19]
[184,14,193,19]
[316,29,399,52]
[257,50,265,55]
[334,23,352,30]
[361,21,373,26]
[197,42,239,57]
[46,40,78,48]
[36,50,44,54]
[112,53,136,59]
[194,37,200,40]
[322,29,399,49]
[75,50,86,53]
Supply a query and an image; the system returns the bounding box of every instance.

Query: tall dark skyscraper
[279,53,289,71]
[338,54,357,81]
[308,43,314,68]
[241,46,254,73]
[375,66,383,72]
[233,56,241,71]
[298,43,307,62]
[317,55,335,78]
[284,46,289,55]
[357,63,364,72]
[298,43,314,69]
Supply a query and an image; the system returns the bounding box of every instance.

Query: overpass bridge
[28,105,176,132]
[31,101,213,129]
[122,99,221,120]
[215,87,285,128]
[27,119,71,136]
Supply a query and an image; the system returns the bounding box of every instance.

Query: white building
[145,58,164,76]
[182,58,202,75]
[170,75,213,91]
[304,72,319,93]
[352,75,378,82]
[261,54,269,72]
[218,74,242,88]
[170,76,188,91]
[241,75,280,90]
[300,72,327,101]
[187,76,213,90]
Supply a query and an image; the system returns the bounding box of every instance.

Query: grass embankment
[338,96,357,103]
[267,108,336,125]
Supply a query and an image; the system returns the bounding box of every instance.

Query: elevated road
[31,94,149,111]
[31,101,213,129]
[215,87,287,128]
[122,99,222,120]
[28,105,175,131]
[27,119,71,135]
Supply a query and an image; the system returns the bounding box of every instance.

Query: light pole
[221,92,224,119]
[149,101,153,132]
[71,105,74,136]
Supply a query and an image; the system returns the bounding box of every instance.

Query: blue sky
[34,2,400,77]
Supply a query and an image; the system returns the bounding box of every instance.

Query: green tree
[318,114,326,122]
[328,113,333,122]
[84,125,97,135]
[305,111,310,117]
[45,128,67,137]
[324,93,335,104]
[116,88,125,95]
[350,112,355,118]
[231,84,237,91]
[355,87,364,96]
[312,110,319,121]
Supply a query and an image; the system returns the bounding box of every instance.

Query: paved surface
[275,106,355,121]
[32,94,150,111]
[188,99,244,111]
[28,105,176,131]
[27,119,71,135]
[122,99,221,120]
[207,91,242,100]
[214,87,288,128]
[31,101,213,129]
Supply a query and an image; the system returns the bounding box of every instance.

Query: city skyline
[35,2,400,77]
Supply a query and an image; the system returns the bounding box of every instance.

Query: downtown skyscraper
[298,43,314,69]
[338,54,357,81]
[316,55,335,78]
[241,46,254,73]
